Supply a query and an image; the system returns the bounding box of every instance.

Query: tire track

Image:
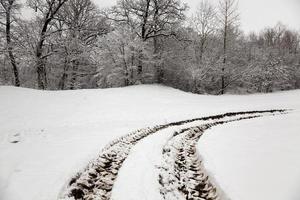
[59,110,286,200]
[158,112,287,200]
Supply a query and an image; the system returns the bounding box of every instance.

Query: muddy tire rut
[60,110,287,200]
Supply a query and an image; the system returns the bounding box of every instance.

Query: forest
[1,0,299,94]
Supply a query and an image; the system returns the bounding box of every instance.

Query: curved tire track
[158,112,287,200]
[60,110,286,200]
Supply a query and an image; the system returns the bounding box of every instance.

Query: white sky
[21,0,300,33]
[92,0,300,33]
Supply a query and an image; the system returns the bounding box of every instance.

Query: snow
[111,127,173,200]
[0,85,299,200]
[198,112,300,200]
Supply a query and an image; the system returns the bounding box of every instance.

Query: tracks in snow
[158,115,263,200]
[60,110,287,200]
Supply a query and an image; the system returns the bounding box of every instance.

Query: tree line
[1,0,299,94]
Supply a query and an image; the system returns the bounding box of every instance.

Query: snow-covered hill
[0,85,299,200]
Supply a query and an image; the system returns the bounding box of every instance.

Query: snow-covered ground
[0,85,299,200]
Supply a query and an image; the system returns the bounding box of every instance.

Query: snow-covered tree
[93,26,155,87]
[27,0,68,89]
[106,0,187,83]
[217,0,240,94]
[0,0,21,86]
[190,0,216,64]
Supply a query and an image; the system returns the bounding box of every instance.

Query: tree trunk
[5,1,20,87]
[136,0,151,84]
[59,70,68,90]
[137,51,143,84]
[70,61,79,90]
[36,40,48,89]
[221,18,228,95]
[199,39,205,64]
[36,57,47,89]
[35,0,67,89]
[36,21,50,90]
[154,36,163,83]
[130,46,135,84]
[7,42,20,87]
[58,56,69,90]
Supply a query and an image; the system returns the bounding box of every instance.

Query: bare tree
[217,0,239,94]
[281,30,299,54]
[27,0,68,89]
[0,0,20,86]
[56,0,103,89]
[107,0,187,83]
[190,0,216,63]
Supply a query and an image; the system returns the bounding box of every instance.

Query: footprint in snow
[8,133,21,144]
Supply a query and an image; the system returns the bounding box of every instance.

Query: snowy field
[0,85,299,200]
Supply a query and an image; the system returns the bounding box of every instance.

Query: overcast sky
[92,0,300,33]
[21,0,300,33]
